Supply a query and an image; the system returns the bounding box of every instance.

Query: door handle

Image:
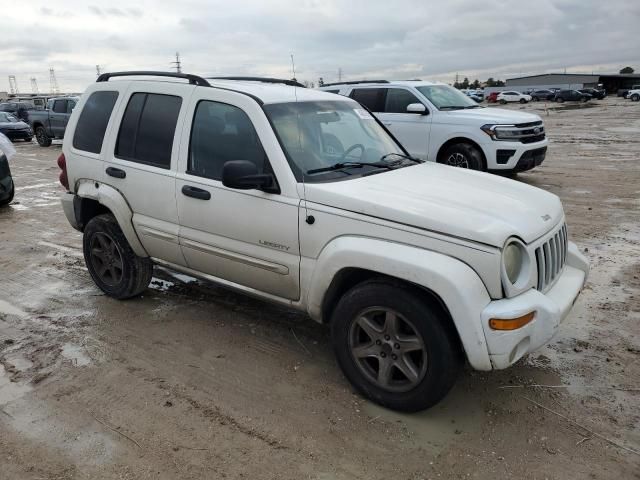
[181,185,211,200]
[106,167,126,179]
[383,122,392,126]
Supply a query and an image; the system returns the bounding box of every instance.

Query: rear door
[50,99,69,137]
[175,89,301,300]
[101,81,195,266]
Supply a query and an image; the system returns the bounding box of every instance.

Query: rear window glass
[72,91,119,154]
[115,93,182,169]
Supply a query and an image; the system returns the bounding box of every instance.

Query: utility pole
[30,77,39,94]
[49,68,59,94]
[338,67,342,82]
[8,75,18,94]
[171,52,182,73]
[290,54,297,82]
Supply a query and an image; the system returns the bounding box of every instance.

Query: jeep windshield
[264,100,412,182]
[416,85,480,110]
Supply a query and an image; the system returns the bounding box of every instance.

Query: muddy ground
[0,97,639,479]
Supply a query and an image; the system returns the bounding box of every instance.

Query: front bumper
[0,128,32,140]
[480,242,589,369]
[483,138,548,171]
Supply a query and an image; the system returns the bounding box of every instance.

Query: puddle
[362,381,483,454]
[61,344,91,367]
[0,364,32,406]
[0,299,27,317]
[150,278,175,292]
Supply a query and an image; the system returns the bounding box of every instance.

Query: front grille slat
[535,223,568,292]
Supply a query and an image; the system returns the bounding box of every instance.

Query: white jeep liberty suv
[59,72,589,412]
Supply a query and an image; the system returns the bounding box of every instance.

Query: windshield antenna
[291,53,313,224]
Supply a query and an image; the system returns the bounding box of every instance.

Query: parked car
[0,101,34,122]
[578,88,606,100]
[530,89,555,101]
[465,89,484,101]
[628,90,640,101]
[496,91,532,104]
[29,96,79,147]
[0,133,15,207]
[0,112,33,142]
[59,72,588,412]
[319,80,547,172]
[486,91,500,103]
[618,84,640,97]
[553,90,591,103]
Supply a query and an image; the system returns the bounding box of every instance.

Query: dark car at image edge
[0,112,33,142]
[0,153,14,206]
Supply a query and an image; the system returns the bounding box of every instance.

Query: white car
[497,91,532,104]
[60,72,588,412]
[627,89,640,101]
[319,81,547,173]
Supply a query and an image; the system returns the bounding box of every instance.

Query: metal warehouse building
[505,73,640,93]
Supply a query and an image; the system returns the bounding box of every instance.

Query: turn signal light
[489,311,536,330]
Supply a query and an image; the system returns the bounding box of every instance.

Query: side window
[66,100,76,114]
[324,89,340,94]
[52,100,67,113]
[115,93,182,169]
[73,91,119,154]
[188,101,266,180]
[384,88,421,113]
[349,88,385,112]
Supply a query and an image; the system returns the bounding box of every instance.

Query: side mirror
[406,103,427,114]
[222,160,278,193]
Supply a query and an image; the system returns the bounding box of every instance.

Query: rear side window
[384,88,421,113]
[189,100,266,180]
[72,91,119,154]
[350,88,385,112]
[53,100,67,113]
[115,93,182,169]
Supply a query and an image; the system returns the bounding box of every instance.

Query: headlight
[481,123,544,141]
[503,242,524,284]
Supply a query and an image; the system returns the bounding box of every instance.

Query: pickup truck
[29,96,79,147]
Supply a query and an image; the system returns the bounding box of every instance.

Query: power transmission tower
[8,75,18,94]
[49,68,59,94]
[30,77,39,93]
[171,52,182,73]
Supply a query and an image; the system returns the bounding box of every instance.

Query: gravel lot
[0,97,639,479]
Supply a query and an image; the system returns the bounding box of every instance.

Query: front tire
[632,94,640,102]
[35,127,52,147]
[556,97,564,103]
[532,96,539,102]
[519,98,526,104]
[83,214,153,299]
[330,280,462,412]
[499,99,506,104]
[438,143,484,170]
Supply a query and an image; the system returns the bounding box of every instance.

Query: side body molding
[305,237,493,370]
[76,181,148,257]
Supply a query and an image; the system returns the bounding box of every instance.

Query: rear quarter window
[72,91,119,154]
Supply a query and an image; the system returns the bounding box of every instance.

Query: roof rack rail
[208,76,306,88]
[96,71,211,87]
[321,79,390,87]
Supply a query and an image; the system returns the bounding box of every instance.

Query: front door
[176,93,300,300]
[50,99,69,137]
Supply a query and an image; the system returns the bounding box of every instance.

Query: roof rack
[208,76,306,88]
[96,71,211,87]
[321,80,390,87]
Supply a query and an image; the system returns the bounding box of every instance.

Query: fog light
[489,311,536,330]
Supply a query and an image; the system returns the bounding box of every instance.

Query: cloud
[1,0,639,93]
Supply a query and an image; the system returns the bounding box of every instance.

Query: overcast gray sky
[2,0,639,93]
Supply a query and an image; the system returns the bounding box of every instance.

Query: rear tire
[24,137,32,142]
[0,181,14,207]
[83,214,153,299]
[556,97,564,103]
[499,99,506,104]
[519,98,526,104]
[532,96,539,102]
[631,94,640,102]
[438,142,484,171]
[35,126,52,147]
[330,280,462,412]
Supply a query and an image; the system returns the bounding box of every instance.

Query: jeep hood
[304,163,563,247]
[443,107,542,125]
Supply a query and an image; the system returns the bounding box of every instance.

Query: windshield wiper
[379,152,424,164]
[307,161,395,175]
[439,106,468,110]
